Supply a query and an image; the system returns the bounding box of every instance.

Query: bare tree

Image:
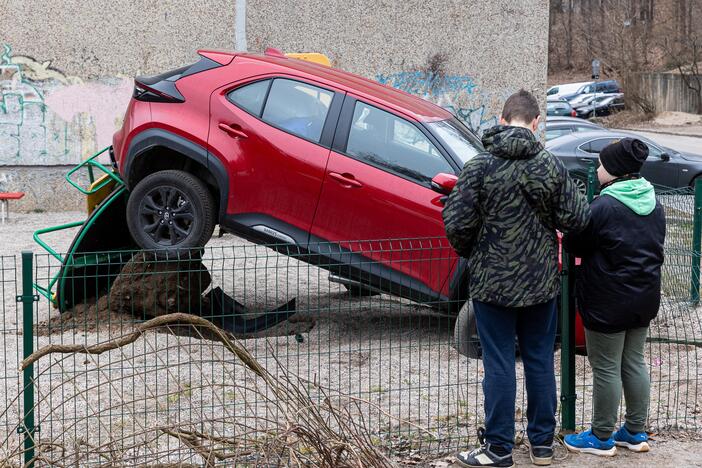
[667,34,702,114]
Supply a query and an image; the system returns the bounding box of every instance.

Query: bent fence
[0,183,701,466]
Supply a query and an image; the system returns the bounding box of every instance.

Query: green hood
[600,178,656,216]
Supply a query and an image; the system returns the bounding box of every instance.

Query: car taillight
[571,110,577,117]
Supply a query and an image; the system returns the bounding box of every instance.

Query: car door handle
[218,123,248,139]
[329,172,362,188]
[579,157,594,163]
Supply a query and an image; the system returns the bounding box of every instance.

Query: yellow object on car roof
[285,53,331,67]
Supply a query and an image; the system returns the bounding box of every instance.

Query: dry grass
[2,313,408,467]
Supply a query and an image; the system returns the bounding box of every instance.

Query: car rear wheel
[454,300,481,359]
[572,176,588,195]
[127,170,216,252]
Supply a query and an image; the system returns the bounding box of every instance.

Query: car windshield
[428,119,483,164]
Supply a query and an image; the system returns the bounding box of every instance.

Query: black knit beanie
[599,138,649,177]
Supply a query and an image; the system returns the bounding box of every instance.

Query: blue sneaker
[613,426,650,452]
[563,429,617,456]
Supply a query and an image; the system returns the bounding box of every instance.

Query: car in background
[561,79,623,102]
[545,116,604,141]
[547,81,593,100]
[547,99,577,117]
[546,130,702,192]
[574,94,625,119]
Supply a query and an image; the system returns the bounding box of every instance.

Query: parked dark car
[547,99,577,117]
[546,130,702,192]
[561,80,623,102]
[545,117,603,141]
[574,94,625,119]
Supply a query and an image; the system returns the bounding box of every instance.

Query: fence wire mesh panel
[573,185,702,433]
[3,238,520,466]
[0,194,700,465]
[0,256,21,461]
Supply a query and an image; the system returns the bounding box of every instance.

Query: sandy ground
[1,212,701,466]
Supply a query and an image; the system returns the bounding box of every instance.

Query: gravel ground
[1,212,701,466]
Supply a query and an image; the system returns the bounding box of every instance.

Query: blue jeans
[473,298,558,451]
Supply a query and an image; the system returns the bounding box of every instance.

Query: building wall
[1,0,548,212]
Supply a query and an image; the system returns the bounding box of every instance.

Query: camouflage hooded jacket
[442,125,591,307]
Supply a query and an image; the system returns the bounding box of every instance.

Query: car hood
[680,151,702,161]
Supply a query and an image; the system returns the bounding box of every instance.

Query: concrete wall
[1,0,548,211]
[628,72,702,114]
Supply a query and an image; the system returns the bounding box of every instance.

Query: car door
[209,76,343,243]
[640,141,679,188]
[310,97,460,299]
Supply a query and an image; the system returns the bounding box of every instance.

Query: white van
[546,81,594,100]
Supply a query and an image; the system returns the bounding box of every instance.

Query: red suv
[112,48,484,314]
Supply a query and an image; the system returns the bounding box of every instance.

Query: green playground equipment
[33,147,138,311]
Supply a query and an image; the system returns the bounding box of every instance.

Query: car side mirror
[660,152,671,162]
[431,173,458,195]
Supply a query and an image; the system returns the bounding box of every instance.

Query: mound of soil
[35,252,315,339]
[108,252,212,317]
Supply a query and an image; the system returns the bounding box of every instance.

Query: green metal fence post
[559,249,576,432]
[691,179,702,305]
[587,164,597,202]
[18,251,37,468]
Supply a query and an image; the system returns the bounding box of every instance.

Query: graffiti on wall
[375,70,501,135]
[0,45,131,167]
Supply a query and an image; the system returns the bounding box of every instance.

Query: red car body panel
[208,75,336,230]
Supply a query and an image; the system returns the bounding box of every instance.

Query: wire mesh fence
[0,255,21,462]
[0,185,700,466]
[1,239,493,466]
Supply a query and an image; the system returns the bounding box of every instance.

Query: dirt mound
[35,295,136,336]
[109,252,212,317]
[35,251,315,339]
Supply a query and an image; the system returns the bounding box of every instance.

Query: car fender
[123,128,229,220]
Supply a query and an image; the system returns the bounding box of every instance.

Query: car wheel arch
[124,129,229,221]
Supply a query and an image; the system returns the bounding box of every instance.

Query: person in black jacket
[563,138,666,457]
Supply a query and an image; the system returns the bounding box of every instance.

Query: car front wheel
[126,170,216,252]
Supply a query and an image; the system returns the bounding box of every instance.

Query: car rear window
[227,79,271,117]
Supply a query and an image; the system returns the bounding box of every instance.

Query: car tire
[454,300,481,359]
[344,284,381,297]
[572,176,588,195]
[126,170,216,252]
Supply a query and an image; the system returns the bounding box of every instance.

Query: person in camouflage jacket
[445,90,590,468]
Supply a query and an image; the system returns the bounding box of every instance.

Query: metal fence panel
[0,184,700,464]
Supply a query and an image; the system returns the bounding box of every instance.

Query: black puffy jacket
[563,188,666,333]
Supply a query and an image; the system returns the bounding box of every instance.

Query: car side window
[261,78,334,143]
[582,138,618,154]
[546,128,572,140]
[646,143,663,158]
[346,101,453,185]
[227,79,271,117]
